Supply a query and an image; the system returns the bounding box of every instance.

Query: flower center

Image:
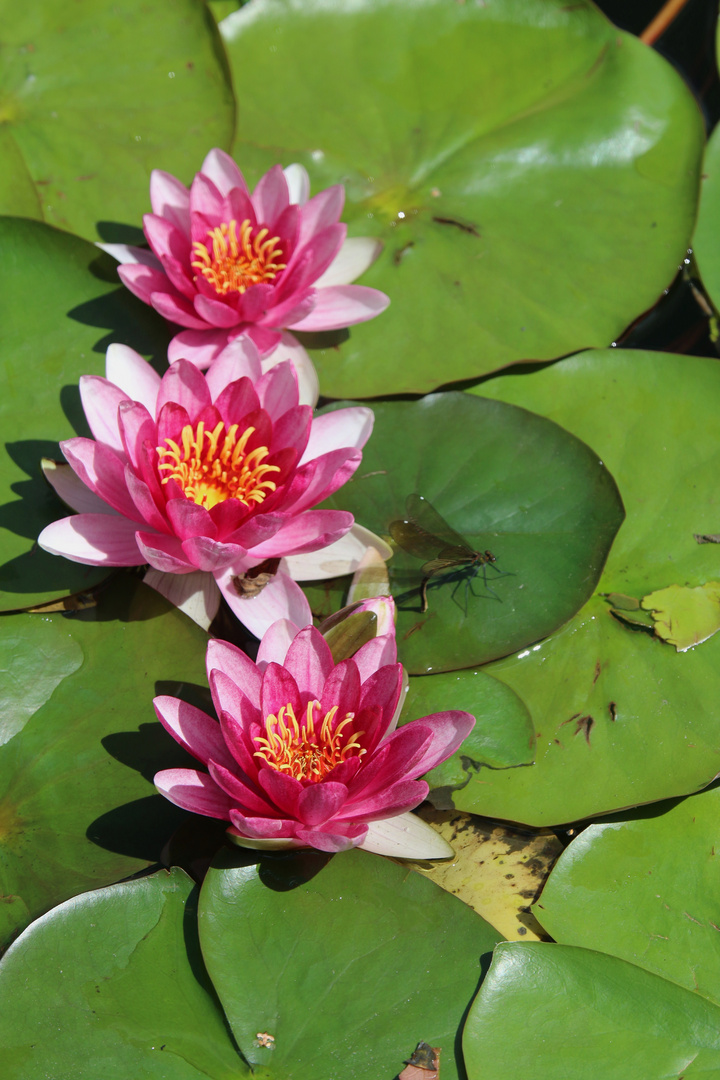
[157,421,280,510]
[191,219,286,296]
[253,701,366,783]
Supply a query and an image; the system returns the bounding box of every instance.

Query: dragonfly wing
[389,517,445,560]
[405,494,472,551]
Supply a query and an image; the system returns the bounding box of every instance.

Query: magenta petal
[251,163,290,227]
[144,213,191,265]
[296,782,348,826]
[290,285,390,331]
[125,469,169,533]
[153,696,235,770]
[293,824,367,853]
[358,664,404,733]
[281,450,362,515]
[398,711,476,776]
[38,513,143,566]
[213,376,260,427]
[156,358,212,418]
[347,726,433,799]
[339,779,428,822]
[154,768,233,818]
[194,293,243,329]
[189,172,224,219]
[257,767,304,818]
[282,626,334,698]
[219,707,262,772]
[117,263,174,305]
[228,810,298,840]
[297,185,345,247]
[207,760,278,815]
[210,669,260,731]
[261,662,300,719]
[166,498,217,541]
[116,401,156,471]
[320,658,361,719]
[207,638,263,705]
[271,403,312,456]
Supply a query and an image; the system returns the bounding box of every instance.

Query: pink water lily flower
[154,621,474,856]
[101,149,389,369]
[38,339,380,636]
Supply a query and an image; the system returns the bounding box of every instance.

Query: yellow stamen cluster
[253,701,366,783]
[157,421,280,510]
[191,219,286,296]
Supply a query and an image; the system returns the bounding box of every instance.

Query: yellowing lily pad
[641,582,720,651]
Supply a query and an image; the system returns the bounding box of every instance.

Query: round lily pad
[463,941,720,1080]
[0,217,170,610]
[221,0,702,397]
[307,393,624,674]
[0,0,235,240]
[199,846,500,1080]
[0,575,208,948]
[465,349,720,825]
[0,869,247,1079]
[534,785,720,1007]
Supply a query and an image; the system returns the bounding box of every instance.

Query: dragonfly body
[389,494,502,613]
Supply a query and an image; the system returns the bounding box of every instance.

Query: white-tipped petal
[313,236,383,287]
[346,546,392,606]
[95,242,162,269]
[256,618,302,668]
[104,343,161,414]
[285,524,392,582]
[144,568,220,631]
[283,163,311,206]
[359,812,454,859]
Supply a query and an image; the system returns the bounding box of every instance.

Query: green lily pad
[0,0,235,240]
[198,846,500,1080]
[0,575,208,948]
[534,786,720,1007]
[463,942,720,1079]
[0,217,170,610]
[692,75,720,315]
[401,669,535,798]
[463,349,720,825]
[305,393,624,674]
[0,869,248,1078]
[221,0,702,397]
[0,615,82,746]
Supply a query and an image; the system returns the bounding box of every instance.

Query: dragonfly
[389,494,507,613]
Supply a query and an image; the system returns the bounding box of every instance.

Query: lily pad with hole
[221,0,702,397]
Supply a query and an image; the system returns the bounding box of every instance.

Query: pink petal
[313,236,383,287]
[42,459,115,515]
[256,287,315,330]
[117,262,174,305]
[256,618,301,668]
[296,782,349,827]
[38,514,143,566]
[251,163,290,227]
[61,439,139,521]
[189,172,224,220]
[167,329,234,370]
[212,376,260,427]
[297,185,345,247]
[78,376,128,451]
[206,639,262,705]
[261,332,318,408]
[144,568,220,630]
[269,399,311,455]
[260,661,300,720]
[300,407,374,465]
[348,726,433,799]
[282,449,362,516]
[156,359,212,418]
[292,824,367,853]
[149,169,191,235]
[289,285,390,331]
[320,658,361,719]
[338,779,428,822]
[283,223,345,292]
[257,767,303,818]
[227,811,300,841]
[206,337,263,397]
[154,768,233,818]
[143,213,191,265]
[150,290,211,331]
[136,530,193,573]
[125,470,169,534]
[226,512,286,551]
[249,509,353,559]
[104,344,161,414]
[193,293,243,329]
[353,633,398,682]
[283,625,334,698]
[181,536,246,573]
[166,498,217,541]
[154,696,234,769]
[116,401,156,471]
[200,149,248,198]
[216,565,312,639]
